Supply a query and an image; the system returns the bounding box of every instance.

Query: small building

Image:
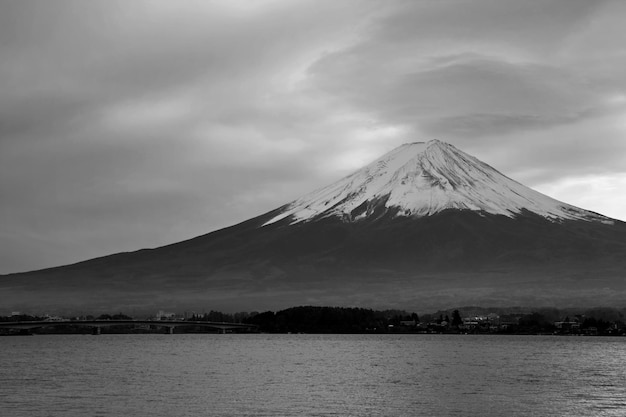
[554,321,581,333]
[156,311,177,320]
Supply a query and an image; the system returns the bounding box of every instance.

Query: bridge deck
[0,319,257,332]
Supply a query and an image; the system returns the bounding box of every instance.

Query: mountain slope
[2,140,625,314]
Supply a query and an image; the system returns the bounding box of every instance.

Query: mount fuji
[2,140,626,314]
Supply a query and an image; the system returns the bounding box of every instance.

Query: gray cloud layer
[1,0,625,273]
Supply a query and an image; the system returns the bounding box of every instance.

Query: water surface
[1,334,625,416]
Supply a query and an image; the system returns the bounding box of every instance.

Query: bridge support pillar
[93,326,101,335]
[168,327,174,334]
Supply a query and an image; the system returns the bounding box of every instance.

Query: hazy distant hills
[2,140,626,314]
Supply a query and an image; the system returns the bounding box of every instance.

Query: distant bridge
[0,319,258,334]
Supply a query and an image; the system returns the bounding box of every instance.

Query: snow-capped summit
[264,139,611,226]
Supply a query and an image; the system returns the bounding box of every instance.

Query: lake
[1,334,625,416]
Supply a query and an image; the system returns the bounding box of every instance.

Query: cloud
[535,174,626,221]
[371,0,606,56]
[310,53,605,132]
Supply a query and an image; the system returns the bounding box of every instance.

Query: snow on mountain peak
[263,139,612,226]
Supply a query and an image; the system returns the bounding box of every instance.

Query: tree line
[242,306,416,333]
[2,306,625,335]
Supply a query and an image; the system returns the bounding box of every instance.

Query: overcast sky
[1,0,626,274]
